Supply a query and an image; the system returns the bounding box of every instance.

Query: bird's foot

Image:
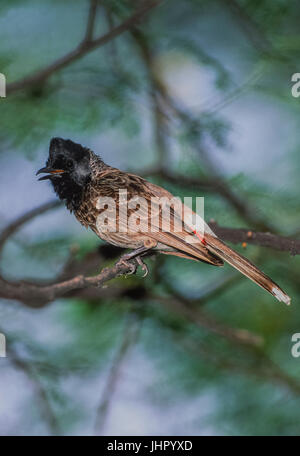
[115,256,137,276]
[115,254,149,278]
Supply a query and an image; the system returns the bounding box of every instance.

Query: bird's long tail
[204,233,291,305]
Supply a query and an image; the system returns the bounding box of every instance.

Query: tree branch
[0,261,134,307]
[6,0,163,95]
[210,222,300,256]
[84,0,100,44]
[0,200,61,256]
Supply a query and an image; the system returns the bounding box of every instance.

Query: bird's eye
[66,159,73,169]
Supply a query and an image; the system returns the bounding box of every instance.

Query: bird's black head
[36,137,92,210]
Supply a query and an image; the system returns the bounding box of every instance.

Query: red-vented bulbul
[36,137,291,305]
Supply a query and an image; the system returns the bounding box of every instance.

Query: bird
[36,137,291,305]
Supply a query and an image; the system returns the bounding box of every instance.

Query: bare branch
[0,200,61,256]
[0,261,134,307]
[210,222,300,256]
[84,0,99,43]
[6,0,163,95]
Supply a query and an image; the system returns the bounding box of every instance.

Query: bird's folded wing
[124,182,223,266]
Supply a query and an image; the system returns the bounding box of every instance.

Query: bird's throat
[51,176,86,212]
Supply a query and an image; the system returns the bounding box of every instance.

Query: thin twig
[0,200,61,256]
[210,222,300,256]
[84,0,99,43]
[6,0,163,95]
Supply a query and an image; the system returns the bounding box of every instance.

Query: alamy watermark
[291,73,300,98]
[291,333,300,358]
[95,191,212,244]
[0,73,6,98]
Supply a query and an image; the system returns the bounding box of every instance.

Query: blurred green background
[0,0,300,436]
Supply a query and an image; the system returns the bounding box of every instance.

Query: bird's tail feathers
[204,233,291,305]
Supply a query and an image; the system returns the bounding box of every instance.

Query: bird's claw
[115,255,149,278]
[116,258,137,276]
[136,256,149,277]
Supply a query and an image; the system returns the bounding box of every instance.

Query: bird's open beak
[36,167,65,181]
